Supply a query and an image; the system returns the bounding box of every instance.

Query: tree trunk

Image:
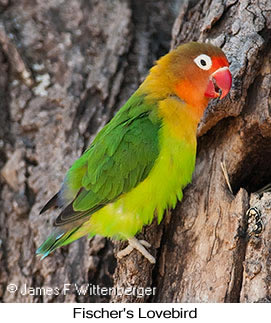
[0,0,177,303]
[0,0,271,303]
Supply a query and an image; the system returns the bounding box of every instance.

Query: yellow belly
[73,98,198,240]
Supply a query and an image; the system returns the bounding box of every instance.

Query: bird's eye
[194,54,212,70]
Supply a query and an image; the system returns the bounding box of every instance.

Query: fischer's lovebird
[37,42,232,264]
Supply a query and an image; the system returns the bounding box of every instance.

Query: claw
[117,237,155,264]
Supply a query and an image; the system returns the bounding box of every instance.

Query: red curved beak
[205,67,232,100]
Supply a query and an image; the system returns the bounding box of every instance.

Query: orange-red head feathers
[169,42,231,108]
[142,42,232,115]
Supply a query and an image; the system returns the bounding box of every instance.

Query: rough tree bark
[0,0,178,303]
[0,0,271,303]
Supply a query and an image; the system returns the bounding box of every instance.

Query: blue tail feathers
[36,230,65,259]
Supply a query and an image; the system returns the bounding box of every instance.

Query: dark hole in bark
[231,133,271,195]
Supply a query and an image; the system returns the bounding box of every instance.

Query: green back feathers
[55,92,161,226]
[37,92,162,256]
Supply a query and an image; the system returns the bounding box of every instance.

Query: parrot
[36,42,232,264]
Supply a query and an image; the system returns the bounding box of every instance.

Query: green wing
[54,94,161,226]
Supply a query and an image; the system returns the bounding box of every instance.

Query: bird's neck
[157,96,200,146]
[138,65,209,124]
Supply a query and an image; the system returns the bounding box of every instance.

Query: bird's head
[160,42,232,110]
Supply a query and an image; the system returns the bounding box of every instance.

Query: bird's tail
[36,226,82,259]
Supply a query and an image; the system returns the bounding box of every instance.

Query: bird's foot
[117,237,155,264]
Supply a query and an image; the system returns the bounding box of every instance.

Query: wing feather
[51,96,161,227]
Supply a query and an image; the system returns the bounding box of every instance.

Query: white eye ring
[194,54,212,70]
